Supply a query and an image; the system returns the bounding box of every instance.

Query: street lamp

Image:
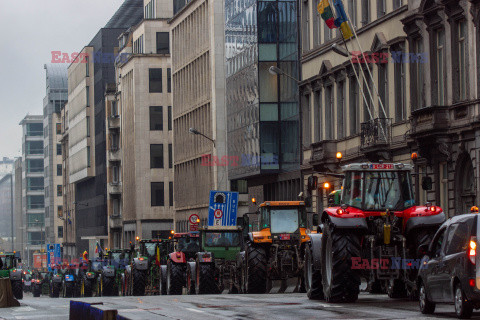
[331,43,350,57]
[189,128,215,146]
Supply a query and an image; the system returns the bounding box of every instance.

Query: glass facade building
[225,0,300,181]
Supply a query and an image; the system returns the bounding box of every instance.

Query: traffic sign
[208,191,239,226]
[189,214,200,231]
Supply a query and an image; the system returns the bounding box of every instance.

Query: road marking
[185,308,205,313]
[12,307,35,313]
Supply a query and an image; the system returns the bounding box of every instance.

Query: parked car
[417,212,480,318]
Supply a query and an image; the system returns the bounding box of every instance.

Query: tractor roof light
[411,152,418,161]
[336,152,343,160]
[251,198,256,204]
[323,182,331,189]
[471,206,479,213]
[135,236,140,241]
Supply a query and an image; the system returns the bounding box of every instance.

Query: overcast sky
[0,0,125,158]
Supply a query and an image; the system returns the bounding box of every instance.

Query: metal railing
[360,118,392,149]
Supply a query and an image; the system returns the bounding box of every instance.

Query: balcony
[108,147,121,162]
[108,181,122,194]
[108,115,120,129]
[309,141,337,170]
[361,118,392,151]
[109,213,122,229]
[410,106,449,137]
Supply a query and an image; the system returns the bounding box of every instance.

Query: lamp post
[189,128,216,146]
[268,66,300,84]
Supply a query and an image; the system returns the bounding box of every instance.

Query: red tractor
[165,232,200,295]
[305,162,445,302]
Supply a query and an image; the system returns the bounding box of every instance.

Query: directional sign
[47,244,61,272]
[208,191,239,226]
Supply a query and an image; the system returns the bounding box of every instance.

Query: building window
[134,35,144,54]
[302,94,311,147]
[325,85,333,140]
[377,0,386,18]
[337,80,345,139]
[27,196,44,210]
[301,0,310,52]
[458,20,467,101]
[86,86,90,107]
[231,179,248,194]
[393,0,403,10]
[27,159,43,173]
[168,144,173,168]
[27,123,43,136]
[418,166,427,205]
[27,177,44,191]
[86,56,89,77]
[378,61,388,118]
[394,45,406,122]
[150,144,164,168]
[111,133,119,151]
[313,90,322,142]
[57,205,63,218]
[112,165,120,184]
[361,0,370,26]
[57,164,62,176]
[111,101,118,117]
[112,197,121,216]
[167,68,171,93]
[149,68,162,93]
[412,38,424,110]
[169,181,174,206]
[363,76,373,122]
[348,0,357,29]
[149,106,163,130]
[86,116,90,137]
[87,146,91,167]
[435,29,445,105]
[156,32,170,54]
[56,123,62,135]
[58,226,63,238]
[168,106,172,130]
[151,182,165,207]
[349,76,358,135]
[57,143,62,155]
[26,141,43,155]
[57,185,62,197]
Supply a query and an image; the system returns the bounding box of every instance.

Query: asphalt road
[0,292,476,320]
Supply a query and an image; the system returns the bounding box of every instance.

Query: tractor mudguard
[308,233,323,271]
[169,252,186,264]
[404,212,446,235]
[196,252,214,263]
[133,258,148,271]
[9,270,22,281]
[326,215,368,231]
[102,267,115,278]
[187,262,196,281]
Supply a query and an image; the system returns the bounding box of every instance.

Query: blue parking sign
[208,191,239,226]
[47,244,61,271]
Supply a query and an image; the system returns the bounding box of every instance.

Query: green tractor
[0,252,23,300]
[97,249,131,296]
[124,239,172,296]
[186,226,243,294]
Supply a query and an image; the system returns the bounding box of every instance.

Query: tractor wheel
[321,225,361,303]
[305,243,324,300]
[245,244,267,294]
[159,266,167,295]
[102,276,114,296]
[186,264,195,295]
[228,266,238,294]
[387,279,407,299]
[33,285,41,297]
[196,263,217,294]
[51,283,60,298]
[132,269,146,296]
[84,279,93,297]
[12,280,23,300]
[64,284,74,298]
[167,261,184,295]
[368,279,385,294]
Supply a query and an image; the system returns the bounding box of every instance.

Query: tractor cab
[108,249,131,270]
[250,201,309,244]
[172,233,200,261]
[341,163,416,212]
[139,239,172,266]
[201,226,243,260]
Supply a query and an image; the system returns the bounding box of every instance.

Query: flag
[155,245,161,267]
[317,0,337,29]
[95,242,103,255]
[82,251,88,261]
[332,0,353,39]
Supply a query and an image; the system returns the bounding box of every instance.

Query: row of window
[149,68,172,93]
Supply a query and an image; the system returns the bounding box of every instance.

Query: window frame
[149,68,163,93]
[150,144,164,169]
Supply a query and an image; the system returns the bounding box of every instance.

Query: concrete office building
[43,64,68,246]
[0,172,14,249]
[14,159,23,255]
[20,115,45,266]
[62,0,144,256]
[107,0,175,249]
[169,0,234,230]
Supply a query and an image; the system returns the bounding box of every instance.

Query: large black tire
[406,229,435,300]
[245,244,267,294]
[321,225,361,302]
[167,261,184,295]
[368,279,385,294]
[84,279,93,297]
[12,280,23,300]
[196,263,217,294]
[51,283,60,298]
[387,279,407,298]
[64,283,74,298]
[132,269,146,296]
[33,285,41,297]
[102,276,115,296]
[305,244,324,300]
[418,280,435,315]
[455,283,472,319]
[186,264,195,295]
[159,266,167,295]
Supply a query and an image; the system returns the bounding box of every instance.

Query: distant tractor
[0,252,23,299]
[98,249,131,296]
[166,233,201,295]
[240,201,309,294]
[305,163,445,302]
[187,226,244,294]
